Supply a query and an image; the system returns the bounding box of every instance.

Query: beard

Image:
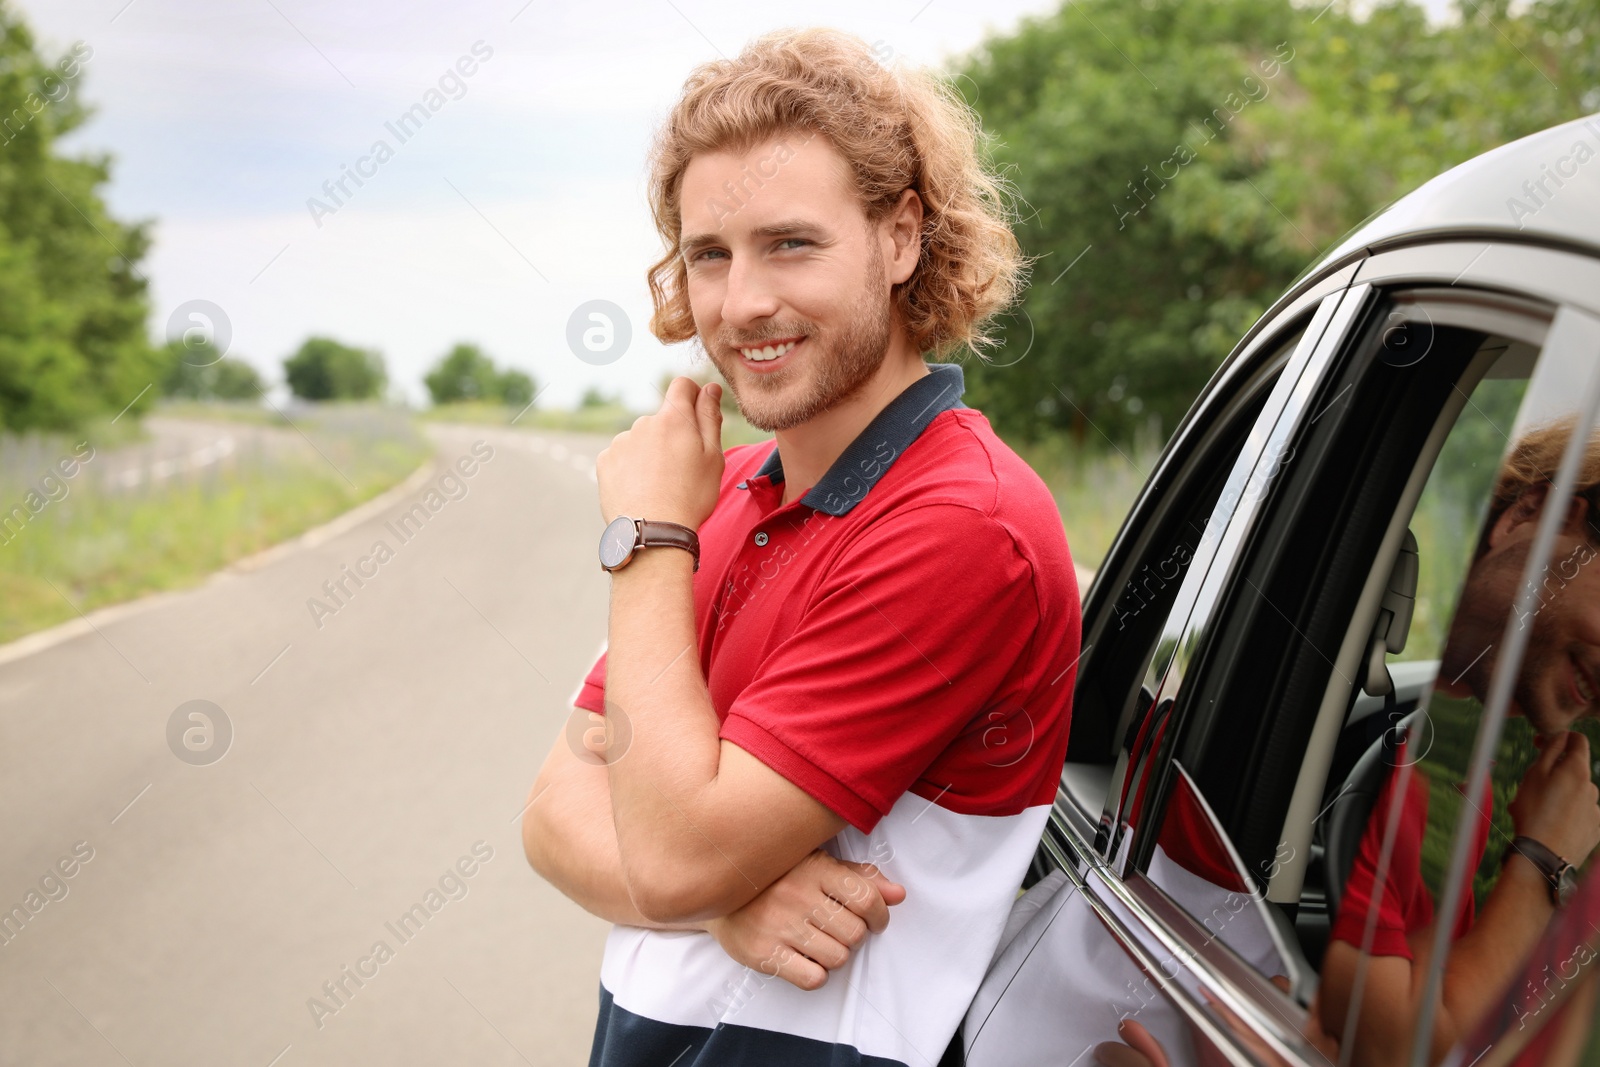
[702,246,893,432]
[1444,540,1580,733]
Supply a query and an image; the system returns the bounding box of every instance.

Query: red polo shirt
[578,363,1081,1067]
[574,362,1080,834]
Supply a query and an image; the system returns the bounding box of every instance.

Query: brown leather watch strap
[638,520,701,571]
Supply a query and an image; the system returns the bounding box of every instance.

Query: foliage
[579,386,620,409]
[422,342,536,407]
[283,336,386,401]
[0,6,159,431]
[0,405,427,644]
[953,0,1600,444]
[158,339,265,401]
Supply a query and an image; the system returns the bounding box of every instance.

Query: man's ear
[1487,483,1551,549]
[881,188,923,286]
[1560,492,1593,539]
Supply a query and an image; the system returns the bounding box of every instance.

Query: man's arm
[1318,731,1600,1065]
[1319,860,1556,1066]
[604,547,851,922]
[593,379,854,923]
[522,716,907,988]
[521,719,695,929]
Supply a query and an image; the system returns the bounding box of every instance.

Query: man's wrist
[600,516,701,573]
[1503,835,1571,908]
[608,540,697,579]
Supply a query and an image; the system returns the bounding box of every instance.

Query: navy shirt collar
[750,362,966,516]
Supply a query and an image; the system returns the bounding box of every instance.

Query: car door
[962,241,1600,1067]
[960,277,1362,1067]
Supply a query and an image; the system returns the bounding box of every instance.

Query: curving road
[0,424,616,1066]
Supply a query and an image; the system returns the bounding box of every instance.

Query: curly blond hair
[1480,416,1600,556]
[645,28,1026,357]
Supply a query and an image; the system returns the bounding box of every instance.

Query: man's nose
[721,254,781,329]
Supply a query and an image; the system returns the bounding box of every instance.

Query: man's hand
[597,377,725,528]
[704,850,907,991]
[1509,730,1600,868]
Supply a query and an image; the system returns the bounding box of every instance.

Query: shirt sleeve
[574,650,607,714]
[718,502,1041,834]
[1328,754,1427,960]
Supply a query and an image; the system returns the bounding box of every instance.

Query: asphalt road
[0,424,616,1066]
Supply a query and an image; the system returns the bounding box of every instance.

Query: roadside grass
[0,403,428,646]
[423,399,777,446]
[420,400,637,436]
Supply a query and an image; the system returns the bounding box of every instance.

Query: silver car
[956,111,1600,1067]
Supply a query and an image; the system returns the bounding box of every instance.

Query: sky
[19,0,1456,410]
[15,0,1076,409]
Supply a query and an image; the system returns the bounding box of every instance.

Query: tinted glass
[1322,307,1600,1067]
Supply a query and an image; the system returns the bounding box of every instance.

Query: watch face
[1558,866,1579,907]
[599,516,638,571]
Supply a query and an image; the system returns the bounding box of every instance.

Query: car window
[1328,305,1600,1067]
[1105,296,1600,1067]
[965,298,1342,1065]
[1066,326,1302,769]
[1124,318,1546,993]
[1038,319,1305,865]
[1109,290,1597,1048]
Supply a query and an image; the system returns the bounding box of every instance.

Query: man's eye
[776,238,810,250]
[689,248,727,263]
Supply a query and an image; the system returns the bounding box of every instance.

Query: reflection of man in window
[1322,419,1600,1066]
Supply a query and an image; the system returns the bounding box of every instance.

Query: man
[521,28,1081,1067]
[1320,419,1600,1066]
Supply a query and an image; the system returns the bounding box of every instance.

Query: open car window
[1085,292,1600,1066]
[1326,304,1600,1067]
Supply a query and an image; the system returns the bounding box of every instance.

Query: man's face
[1446,496,1600,734]
[677,132,895,431]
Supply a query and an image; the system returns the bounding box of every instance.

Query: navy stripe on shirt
[589,985,911,1067]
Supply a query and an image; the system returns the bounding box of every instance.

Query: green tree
[498,368,535,407]
[159,340,264,401]
[283,337,386,401]
[424,343,500,404]
[0,5,159,430]
[423,342,538,407]
[954,0,1600,444]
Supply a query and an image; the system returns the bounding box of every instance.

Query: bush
[283,337,386,401]
[423,342,537,407]
[159,340,265,401]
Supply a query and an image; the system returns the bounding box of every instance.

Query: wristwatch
[1507,835,1578,907]
[599,516,700,573]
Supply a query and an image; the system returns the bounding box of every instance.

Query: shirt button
[753,531,769,547]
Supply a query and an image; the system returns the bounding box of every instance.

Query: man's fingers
[766,945,829,991]
[843,861,907,911]
[825,864,894,932]
[698,381,723,452]
[809,898,869,949]
[1529,730,1570,778]
[791,923,852,971]
[662,374,699,414]
[1118,1019,1171,1067]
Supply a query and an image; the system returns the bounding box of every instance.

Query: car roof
[1317,111,1600,266]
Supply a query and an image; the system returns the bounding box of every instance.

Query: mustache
[715,326,813,348]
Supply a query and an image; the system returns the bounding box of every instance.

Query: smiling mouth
[1575,655,1597,705]
[738,337,803,362]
